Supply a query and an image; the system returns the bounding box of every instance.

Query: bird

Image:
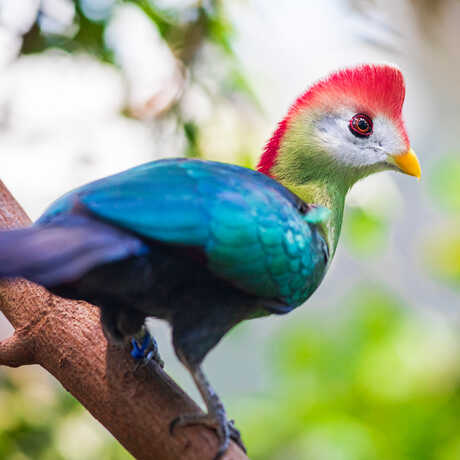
[0,64,420,459]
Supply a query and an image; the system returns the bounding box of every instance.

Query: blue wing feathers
[38,159,329,306]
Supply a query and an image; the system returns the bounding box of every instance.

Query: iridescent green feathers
[40,159,330,308]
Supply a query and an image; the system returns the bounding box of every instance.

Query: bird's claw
[228,419,246,453]
[130,331,164,369]
[170,413,246,459]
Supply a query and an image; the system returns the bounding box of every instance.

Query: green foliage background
[1,1,460,459]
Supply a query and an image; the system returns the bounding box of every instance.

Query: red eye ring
[349,113,373,137]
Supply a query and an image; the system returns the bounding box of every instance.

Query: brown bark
[0,180,248,460]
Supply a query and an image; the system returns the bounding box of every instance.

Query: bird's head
[258,64,421,188]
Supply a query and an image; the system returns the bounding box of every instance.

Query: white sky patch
[105,3,183,118]
[227,0,385,119]
[0,0,39,34]
[0,53,158,219]
[6,53,123,129]
[40,0,75,31]
[347,173,403,218]
[80,0,114,22]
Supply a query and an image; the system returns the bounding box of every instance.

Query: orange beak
[391,148,421,179]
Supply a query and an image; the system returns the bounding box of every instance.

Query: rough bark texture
[0,180,248,460]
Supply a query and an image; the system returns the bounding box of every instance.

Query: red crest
[258,64,409,176]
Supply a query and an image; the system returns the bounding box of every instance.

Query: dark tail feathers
[0,214,147,286]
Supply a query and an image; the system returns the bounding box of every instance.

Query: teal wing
[39,159,329,307]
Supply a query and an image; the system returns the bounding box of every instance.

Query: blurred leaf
[183,121,201,158]
[136,0,175,38]
[279,417,382,460]
[205,2,234,56]
[223,67,260,107]
[236,150,255,169]
[438,437,460,460]
[0,369,132,460]
[429,153,460,213]
[234,285,460,460]
[21,2,111,61]
[422,221,460,287]
[343,207,388,256]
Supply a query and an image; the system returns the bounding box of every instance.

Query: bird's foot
[130,329,164,369]
[170,413,246,460]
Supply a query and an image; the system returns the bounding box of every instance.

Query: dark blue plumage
[0,158,330,458]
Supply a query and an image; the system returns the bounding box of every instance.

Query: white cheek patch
[314,111,406,168]
[372,116,406,155]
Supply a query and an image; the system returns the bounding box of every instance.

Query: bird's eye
[349,113,373,137]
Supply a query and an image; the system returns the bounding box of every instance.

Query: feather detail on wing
[39,159,329,306]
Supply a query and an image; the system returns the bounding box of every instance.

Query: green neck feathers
[269,115,360,256]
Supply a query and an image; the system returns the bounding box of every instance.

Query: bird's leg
[170,365,246,459]
[130,326,164,368]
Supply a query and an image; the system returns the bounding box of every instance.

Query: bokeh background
[0,1,460,459]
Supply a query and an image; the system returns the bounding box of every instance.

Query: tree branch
[0,180,248,460]
[0,330,35,366]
